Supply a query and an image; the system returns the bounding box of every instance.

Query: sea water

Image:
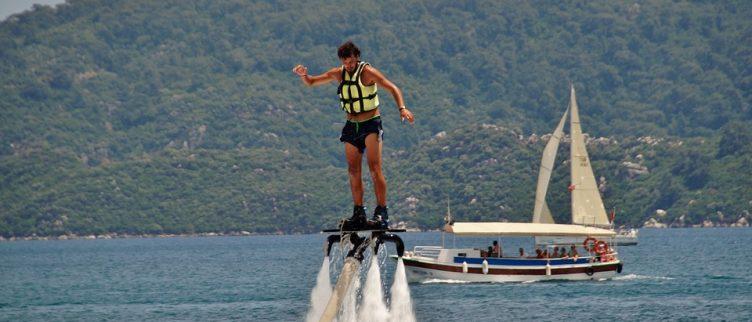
[1,228,752,321]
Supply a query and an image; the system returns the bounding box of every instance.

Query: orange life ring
[583,237,597,252]
[595,240,609,255]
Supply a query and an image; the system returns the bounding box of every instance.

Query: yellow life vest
[337,61,379,114]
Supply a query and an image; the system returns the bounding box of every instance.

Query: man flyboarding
[293,41,415,230]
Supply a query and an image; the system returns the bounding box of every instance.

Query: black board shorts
[339,116,383,153]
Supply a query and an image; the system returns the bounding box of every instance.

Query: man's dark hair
[338,41,361,59]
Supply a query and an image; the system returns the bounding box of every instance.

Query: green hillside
[387,122,752,229]
[1,0,750,237]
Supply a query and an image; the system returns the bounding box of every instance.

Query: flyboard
[317,218,405,322]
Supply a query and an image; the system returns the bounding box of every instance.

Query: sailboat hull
[613,228,639,246]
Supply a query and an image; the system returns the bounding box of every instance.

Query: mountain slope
[1,0,750,236]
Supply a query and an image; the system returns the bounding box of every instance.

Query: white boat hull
[614,237,638,246]
[398,248,622,283]
[614,229,639,246]
[403,264,617,283]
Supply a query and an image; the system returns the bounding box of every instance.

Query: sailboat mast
[443,199,452,248]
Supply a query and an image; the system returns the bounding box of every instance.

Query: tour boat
[401,222,622,283]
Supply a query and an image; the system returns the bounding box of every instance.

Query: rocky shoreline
[0,221,423,242]
[0,231,263,242]
[0,224,748,242]
[642,209,750,228]
[642,219,750,228]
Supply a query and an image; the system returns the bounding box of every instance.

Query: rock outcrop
[643,217,667,228]
[622,161,649,179]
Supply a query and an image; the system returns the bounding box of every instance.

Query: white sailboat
[614,228,639,246]
[398,86,624,283]
[534,86,637,246]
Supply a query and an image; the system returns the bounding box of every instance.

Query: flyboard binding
[322,216,405,261]
[322,228,406,233]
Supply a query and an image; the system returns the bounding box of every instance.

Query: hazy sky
[0,0,66,21]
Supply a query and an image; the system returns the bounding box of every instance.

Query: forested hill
[1,0,750,237]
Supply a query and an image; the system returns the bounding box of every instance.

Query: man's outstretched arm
[293,65,339,87]
[365,66,415,124]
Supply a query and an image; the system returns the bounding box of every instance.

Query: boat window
[457,253,467,257]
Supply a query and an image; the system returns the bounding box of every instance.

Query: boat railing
[413,246,442,258]
[452,253,620,265]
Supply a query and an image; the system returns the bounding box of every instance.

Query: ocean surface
[1,228,751,321]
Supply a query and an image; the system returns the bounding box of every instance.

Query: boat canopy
[445,222,616,237]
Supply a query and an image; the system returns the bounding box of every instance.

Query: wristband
[399,106,406,111]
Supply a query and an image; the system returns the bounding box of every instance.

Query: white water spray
[306,257,333,322]
[313,235,415,322]
[389,258,416,322]
[358,256,390,322]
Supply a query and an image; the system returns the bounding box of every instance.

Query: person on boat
[559,248,567,258]
[484,246,492,258]
[518,247,525,257]
[568,245,579,259]
[542,249,549,258]
[292,41,415,229]
[534,248,544,259]
[552,246,559,258]
[491,241,502,258]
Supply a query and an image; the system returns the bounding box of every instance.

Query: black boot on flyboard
[339,205,368,231]
[370,205,389,230]
[331,205,398,233]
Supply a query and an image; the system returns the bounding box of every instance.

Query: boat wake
[420,279,471,284]
[612,273,674,281]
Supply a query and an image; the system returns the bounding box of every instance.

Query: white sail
[569,86,610,227]
[532,107,569,224]
[540,202,554,224]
